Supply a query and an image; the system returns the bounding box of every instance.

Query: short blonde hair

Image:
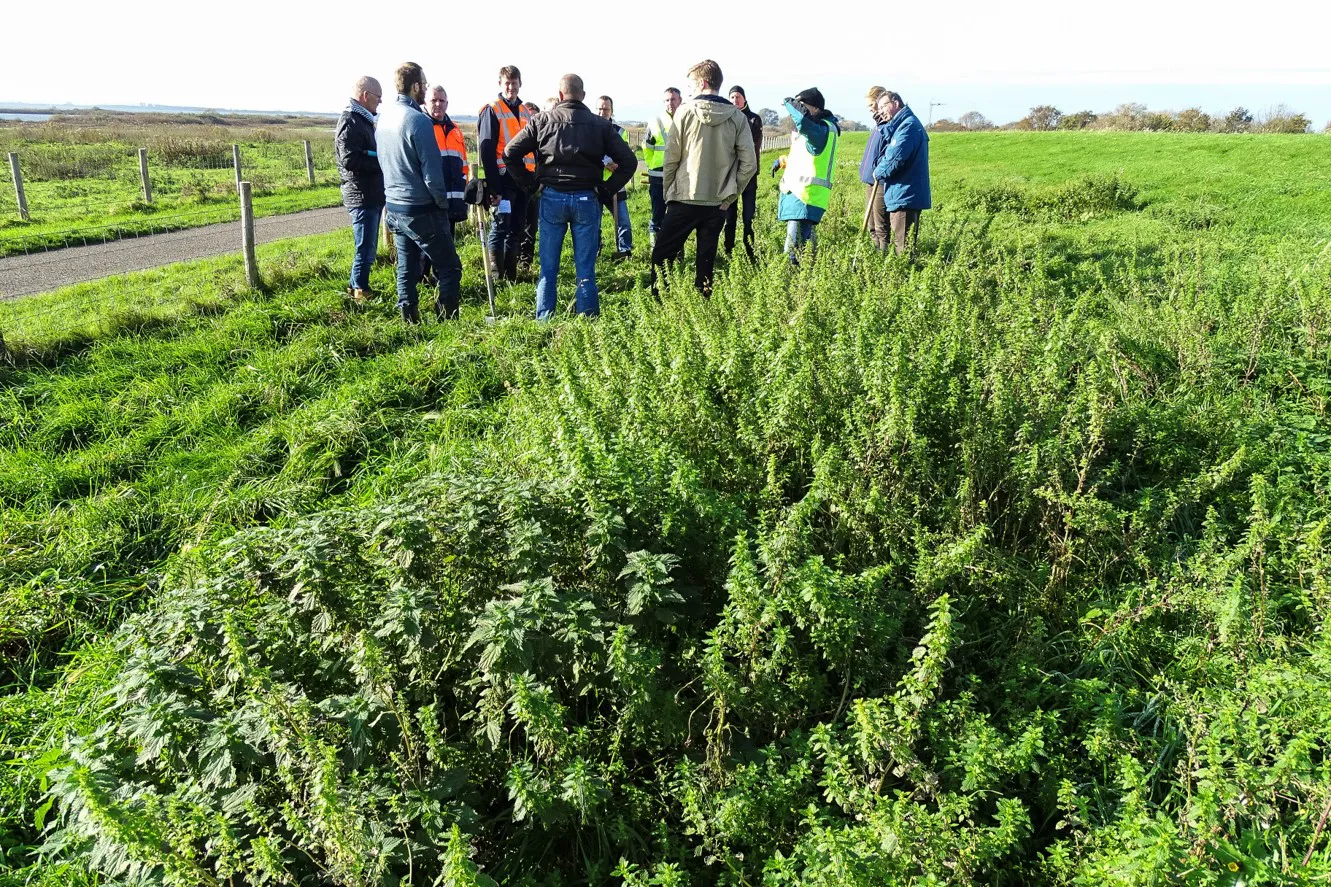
[866,85,887,102]
[686,59,723,91]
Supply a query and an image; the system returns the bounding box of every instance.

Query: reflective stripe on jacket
[431,116,470,221]
[487,98,535,174]
[643,112,671,175]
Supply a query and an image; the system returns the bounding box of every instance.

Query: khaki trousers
[888,209,921,256]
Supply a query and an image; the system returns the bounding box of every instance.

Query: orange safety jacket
[487,98,536,174]
[431,119,470,179]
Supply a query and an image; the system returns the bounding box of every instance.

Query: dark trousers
[521,191,539,266]
[650,202,727,296]
[648,176,665,235]
[888,208,922,256]
[386,206,462,317]
[487,186,530,262]
[723,176,758,260]
[868,185,891,251]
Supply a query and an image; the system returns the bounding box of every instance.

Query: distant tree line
[929,104,1326,134]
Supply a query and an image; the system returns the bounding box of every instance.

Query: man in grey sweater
[375,61,463,323]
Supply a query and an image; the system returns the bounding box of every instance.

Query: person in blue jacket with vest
[872,90,931,256]
[769,87,840,263]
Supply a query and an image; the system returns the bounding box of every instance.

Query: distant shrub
[1221,107,1254,133]
[1258,104,1311,133]
[958,111,993,130]
[1174,108,1212,132]
[928,118,967,132]
[1143,112,1175,131]
[1024,105,1062,131]
[1058,111,1097,130]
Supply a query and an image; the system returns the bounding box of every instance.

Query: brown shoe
[351,288,373,303]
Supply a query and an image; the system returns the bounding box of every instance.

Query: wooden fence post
[232,144,243,193]
[239,181,260,289]
[138,148,153,204]
[303,140,315,185]
[8,153,29,221]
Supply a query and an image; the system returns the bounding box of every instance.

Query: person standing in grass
[650,60,756,298]
[872,90,931,257]
[642,87,682,248]
[477,65,536,282]
[860,85,892,251]
[504,73,636,320]
[724,85,763,262]
[595,95,634,261]
[772,88,840,263]
[335,76,384,303]
[376,62,464,324]
[418,85,469,288]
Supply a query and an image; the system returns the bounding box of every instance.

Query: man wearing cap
[872,90,931,257]
[335,75,384,302]
[725,85,763,262]
[772,87,840,263]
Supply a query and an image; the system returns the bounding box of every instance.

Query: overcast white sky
[5,0,1331,126]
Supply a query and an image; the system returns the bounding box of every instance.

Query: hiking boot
[400,304,421,325]
[434,298,459,322]
[351,288,374,304]
[612,251,632,263]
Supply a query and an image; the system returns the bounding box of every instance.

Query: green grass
[3,131,1331,885]
[0,139,344,257]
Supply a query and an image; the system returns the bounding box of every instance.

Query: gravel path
[0,206,350,300]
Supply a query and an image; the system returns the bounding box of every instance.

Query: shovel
[474,204,498,323]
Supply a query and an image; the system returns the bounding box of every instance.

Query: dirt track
[0,207,350,300]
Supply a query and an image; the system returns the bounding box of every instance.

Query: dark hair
[498,65,522,82]
[686,60,722,91]
[597,95,613,107]
[664,87,681,97]
[883,91,904,105]
[394,62,425,96]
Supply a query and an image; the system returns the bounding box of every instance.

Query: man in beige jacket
[650,59,758,297]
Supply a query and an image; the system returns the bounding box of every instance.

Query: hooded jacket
[873,106,931,211]
[662,94,758,206]
[777,99,840,223]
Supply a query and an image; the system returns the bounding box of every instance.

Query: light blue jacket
[374,94,449,211]
[873,106,931,211]
[777,99,840,223]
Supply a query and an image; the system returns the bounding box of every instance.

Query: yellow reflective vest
[779,124,839,210]
[642,112,672,176]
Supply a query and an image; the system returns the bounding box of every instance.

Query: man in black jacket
[335,76,385,301]
[505,73,637,319]
[725,85,763,261]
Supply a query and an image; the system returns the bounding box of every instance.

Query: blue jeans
[385,207,462,316]
[784,220,817,262]
[601,197,633,254]
[347,204,382,290]
[536,189,601,320]
[648,176,665,235]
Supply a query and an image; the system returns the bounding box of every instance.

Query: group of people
[333,60,932,324]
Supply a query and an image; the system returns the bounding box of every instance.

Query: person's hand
[769,158,782,178]
[488,193,500,207]
[605,161,619,172]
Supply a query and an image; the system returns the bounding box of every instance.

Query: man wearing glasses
[335,75,384,302]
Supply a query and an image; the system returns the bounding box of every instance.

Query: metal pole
[8,153,29,221]
[138,148,153,204]
[239,181,260,289]
[303,140,315,185]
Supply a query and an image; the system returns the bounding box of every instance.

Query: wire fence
[0,139,340,254]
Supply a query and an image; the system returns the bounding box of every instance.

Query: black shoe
[612,251,632,262]
[434,299,459,321]
[400,304,421,325]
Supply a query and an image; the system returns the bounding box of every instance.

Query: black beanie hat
[729,85,747,99]
[795,87,825,109]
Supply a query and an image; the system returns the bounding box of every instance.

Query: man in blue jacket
[859,86,890,251]
[872,91,931,257]
[376,62,464,324]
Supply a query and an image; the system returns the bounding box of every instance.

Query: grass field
[3,131,1331,885]
[0,119,346,256]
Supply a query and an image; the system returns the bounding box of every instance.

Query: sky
[5,0,1331,127]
